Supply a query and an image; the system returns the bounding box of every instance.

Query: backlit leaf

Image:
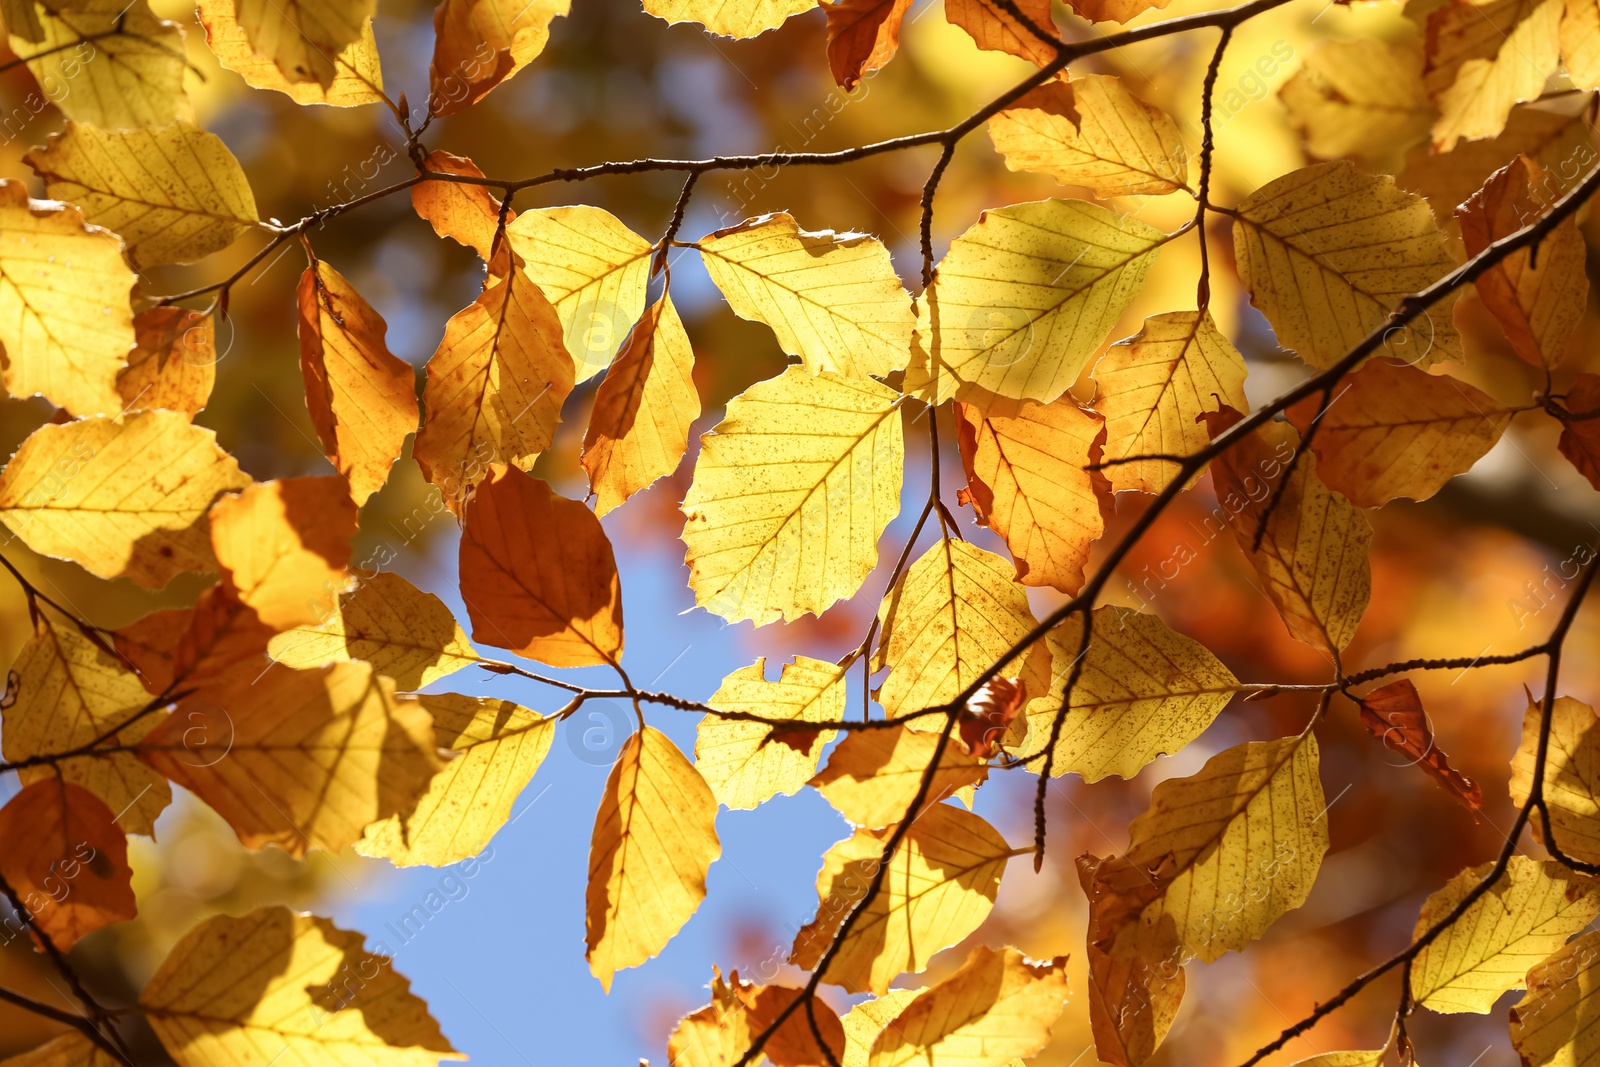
[208,477,357,631]
[10,2,190,129]
[1510,929,1600,1066]
[430,0,570,116]
[822,0,911,90]
[809,724,988,829]
[412,150,509,260]
[1511,695,1600,864]
[695,656,845,810]
[1424,0,1561,149]
[117,307,216,418]
[197,0,385,106]
[0,779,135,949]
[944,0,1057,66]
[1357,679,1483,811]
[1280,39,1435,168]
[640,0,814,38]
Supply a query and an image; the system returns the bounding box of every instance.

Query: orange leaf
[117,307,216,418]
[209,477,357,631]
[1556,373,1600,489]
[412,149,512,260]
[1358,679,1483,813]
[821,0,911,90]
[0,780,134,950]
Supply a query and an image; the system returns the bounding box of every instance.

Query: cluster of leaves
[0,0,1596,1064]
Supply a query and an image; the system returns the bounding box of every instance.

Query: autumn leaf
[142,907,462,1066]
[1565,0,1600,86]
[208,477,357,630]
[1022,605,1241,783]
[954,393,1113,592]
[0,179,134,416]
[430,0,570,115]
[581,293,700,516]
[0,780,135,950]
[842,991,923,1067]
[809,725,989,828]
[681,366,903,624]
[115,583,277,702]
[1356,678,1483,811]
[791,803,1014,994]
[1081,898,1184,1067]
[1232,161,1462,370]
[459,464,625,667]
[743,983,848,1067]
[1510,929,1600,1066]
[1285,359,1512,507]
[697,212,915,378]
[504,205,654,380]
[1511,695,1600,863]
[1280,39,1435,168]
[297,259,421,505]
[989,75,1190,197]
[1424,0,1561,148]
[197,0,385,106]
[668,969,753,1067]
[865,945,1068,1067]
[1556,374,1600,489]
[1459,155,1589,368]
[0,411,251,589]
[0,1032,122,1067]
[822,0,911,90]
[1211,419,1373,655]
[641,0,814,37]
[267,570,482,689]
[907,198,1168,407]
[118,307,217,418]
[358,693,554,867]
[873,537,1053,719]
[1085,733,1327,963]
[1091,309,1248,495]
[412,150,511,260]
[8,2,191,129]
[587,726,720,990]
[696,656,845,810]
[944,0,1058,66]
[1410,856,1598,1012]
[137,662,443,856]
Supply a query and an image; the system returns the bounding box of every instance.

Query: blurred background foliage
[1,0,1598,1063]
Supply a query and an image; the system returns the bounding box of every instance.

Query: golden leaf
[8,2,191,129]
[1279,39,1435,168]
[412,150,509,260]
[640,0,814,38]
[0,1032,123,1067]
[944,0,1057,66]
[696,212,915,378]
[955,393,1113,591]
[208,477,357,631]
[137,662,443,857]
[459,464,624,667]
[696,656,845,811]
[357,693,555,867]
[1564,0,1600,87]
[0,779,135,949]
[809,724,988,829]
[1424,0,1561,148]
[842,990,923,1067]
[1510,929,1600,1066]
[118,307,217,418]
[681,366,903,625]
[907,198,1168,407]
[668,969,754,1067]
[1092,310,1249,494]
[581,293,700,516]
[989,75,1189,197]
[431,0,570,115]
[1511,696,1600,864]
[297,259,420,505]
[0,411,251,589]
[197,0,385,106]
[587,726,720,990]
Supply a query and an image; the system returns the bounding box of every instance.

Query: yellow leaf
[26,120,258,270]
[1279,39,1435,168]
[1066,0,1169,23]
[696,212,914,379]
[208,477,357,631]
[955,393,1111,593]
[1092,310,1249,494]
[1021,605,1241,783]
[873,537,1053,720]
[668,969,754,1067]
[792,803,1013,995]
[118,307,217,418]
[1211,419,1372,655]
[696,656,845,810]
[1511,696,1600,864]
[907,198,1168,407]
[0,179,133,416]
[0,779,135,949]
[459,464,624,667]
[268,570,482,689]
[357,693,554,867]
[197,0,385,106]
[0,1032,122,1067]
[681,366,903,625]
[1565,0,1600,87]
[1283,1052,1389,1067]
[2,613,170,835]
[944,0,1057,66]
[989,75,1189,197]
[431,0,570,115]
[1081,899,1184,1067]
[1510,929,1600,1066]
[581,293,700,516]
[1286,359,1511,507]
[1086,733,1327,963]
[412,150,509,260]
[413,252,574,505]
[9,2,191,129]
[1411,856,1599,1013]
[505,204,653,381]
[1460,156,1588,368]
[1424,0,1561,148]
[142,906,461,1067]
[809,724,988,828]
[0,411,251,588]
[641,0,813,37]
[137,662,443,856]
[297,259,420,505]
[866,945,1068,1067]
[1233,161,1461,370]
[587,726,720,991]
[842,990,923,1067]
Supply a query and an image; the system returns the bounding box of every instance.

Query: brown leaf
[821,0,911,90]
[0,780,135,950]
[1358,679,1484,814]
[1557,373,1600,488]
